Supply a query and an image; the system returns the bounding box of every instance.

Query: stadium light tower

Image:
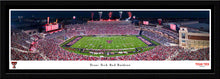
[119,11,123,20]
[91,12,94,21]
[126,12,132,21]
[128,12,132,18]
[47,17,50,24]
[98,12,102,21]
[108,12,113,21]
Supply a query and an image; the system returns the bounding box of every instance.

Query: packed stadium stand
[142,26,178,45]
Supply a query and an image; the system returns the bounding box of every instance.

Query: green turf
[71,36,148,49]
[60,35,160,57]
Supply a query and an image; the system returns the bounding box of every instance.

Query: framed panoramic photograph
[1,0,219,79]
[9,9,211,70]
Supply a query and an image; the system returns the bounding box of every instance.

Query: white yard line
[37,44,50,60]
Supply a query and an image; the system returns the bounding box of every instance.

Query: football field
[71,36,148,49]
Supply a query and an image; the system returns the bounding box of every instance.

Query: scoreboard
[45,24,59,32]
[143,21,149,25]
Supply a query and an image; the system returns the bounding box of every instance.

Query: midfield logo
[106,40,112,44]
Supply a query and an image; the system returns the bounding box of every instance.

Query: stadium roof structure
[180,26,209,33]
[188,29,208,33]
[183,23,209,32]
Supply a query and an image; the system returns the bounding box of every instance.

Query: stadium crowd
[84,23,139,35]
[12,37,210,61]
[11,32,32,49]
[11,49,44,60]
[143,26,178,39]
[64,21,139,36]
[173,48,209,60]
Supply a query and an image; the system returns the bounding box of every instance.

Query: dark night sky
[11,11,209,19]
